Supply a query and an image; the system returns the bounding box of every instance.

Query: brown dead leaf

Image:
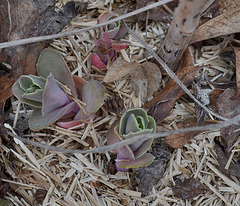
[165,118,205,148]
[191,7,240,44]
[143,48,197,123]
[216,88,240,151]
[130,67,148,102]
[130,62,162,102]
[172,177,206,199]
[142,62,162,97]
[136,0,178,22]
[104,58,162,102]
[103,58,139,82]
[215,140,240,177]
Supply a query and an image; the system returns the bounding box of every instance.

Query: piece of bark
[158,0,204,70]
[138,146,171,197]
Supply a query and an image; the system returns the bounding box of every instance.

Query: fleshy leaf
[37,48,77,97]
[42,74,70,115]
[57,119,84,129]
[106,120,120,153]
[111,41,130,51]
[72,75,86,95]
[122,129,154,153]
[116,153,155,169]
[113,125,135,159]
[29,102,76,131]
[91,53,107,69]
[22,90,43,102]
[74,80,105,120]
[119,108,149,136]
[134,139,154,158]
[146,116,156,132]
[125,114,141,135]
[12,80,42,108]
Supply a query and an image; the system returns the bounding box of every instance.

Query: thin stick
[0,0,173,49]
[5,112,240,154]
[122,21,228,121]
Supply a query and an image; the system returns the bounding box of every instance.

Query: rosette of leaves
[107,108,156,171]
[91,12,130,69]
[12,48,105,130]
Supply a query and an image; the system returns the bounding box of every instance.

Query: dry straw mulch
[1,0,240,205]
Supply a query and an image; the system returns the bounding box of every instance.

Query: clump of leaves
[12,48,105,131]
[107,108,156,171]
[91,12,130,69]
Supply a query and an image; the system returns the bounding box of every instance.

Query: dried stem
[158,0,204,70]
[6,112,240,154]
[0,0,173,49]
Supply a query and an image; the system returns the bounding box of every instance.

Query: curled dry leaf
[165,118,205,148]
[191,7,240,44]
[103,58,139,82]
[138,146,171,197]
[104,58,162,101]
[130,67,148,102]
[216,88,240,152]
[214,141,240,178]
[172,177,206,200]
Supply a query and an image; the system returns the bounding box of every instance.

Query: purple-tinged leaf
[114,126,135,159]
[57,119,84,129]
[114,26,128,39]
[134,139,154,158]
[42,74,71,115]
[116,153,155,169]
[29,102,76,131]
[74,80,105,120]
[36,48,77,97]
[111,41,130,51]
[72,75,86,95]
[91,53,107,69]
[106,120,120,153]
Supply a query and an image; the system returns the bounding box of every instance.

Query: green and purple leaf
[116,153,155,169]
[36,48,77,97]
[74,80,105,120]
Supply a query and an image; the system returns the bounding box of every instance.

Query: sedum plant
[107,108,156,171]
[12,48,105,131]
[91,12,130,69]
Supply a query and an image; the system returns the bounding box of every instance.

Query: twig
[0,0,173,49]
[6,113,240,154]
[121,21,228,121]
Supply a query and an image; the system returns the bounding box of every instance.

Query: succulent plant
[107,108,156,171]
[91,12,130,69]
[12,48,105,131]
